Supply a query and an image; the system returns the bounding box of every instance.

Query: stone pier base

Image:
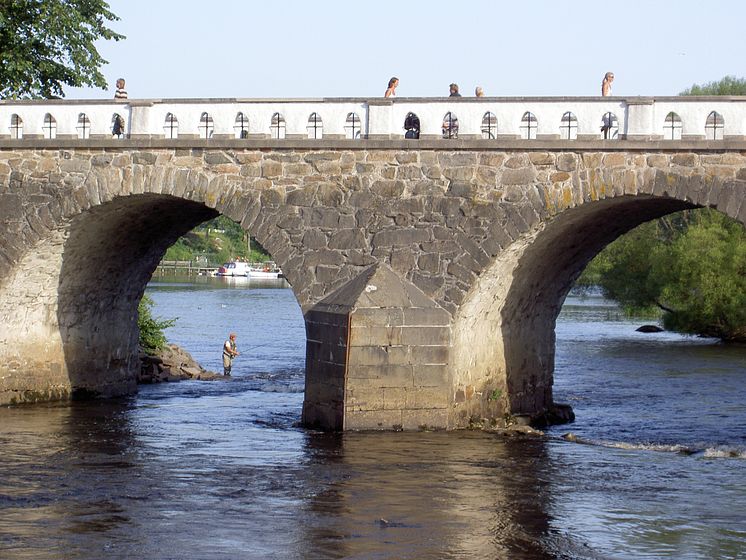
[303,264,452,431]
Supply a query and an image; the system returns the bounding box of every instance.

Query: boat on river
[216,260,283,279]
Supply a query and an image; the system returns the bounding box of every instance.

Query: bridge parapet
[1,96,745,142]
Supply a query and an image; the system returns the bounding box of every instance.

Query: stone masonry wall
[0,145,744,428]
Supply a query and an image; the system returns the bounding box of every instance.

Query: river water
[1,277,744,559]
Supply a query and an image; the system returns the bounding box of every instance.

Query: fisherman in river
[222,333,239,376]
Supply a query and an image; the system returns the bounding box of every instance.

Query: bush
[138,295,176,353]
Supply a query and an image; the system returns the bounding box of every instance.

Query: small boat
[216,261,284,279]
[216,261,251,277]
[248,262,284,279]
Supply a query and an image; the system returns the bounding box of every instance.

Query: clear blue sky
[67,0,746,99]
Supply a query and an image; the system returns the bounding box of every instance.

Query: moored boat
[216,261,283,279]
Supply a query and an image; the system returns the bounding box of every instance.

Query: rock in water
[138,344,221,383]
[636,325,664,333]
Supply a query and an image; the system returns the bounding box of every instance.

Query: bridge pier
[303,264,452,430]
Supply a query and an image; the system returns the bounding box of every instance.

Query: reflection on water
[0,284,744,559]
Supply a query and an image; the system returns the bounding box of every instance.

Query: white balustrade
[1,97,745,141]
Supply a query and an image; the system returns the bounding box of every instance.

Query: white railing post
[366,99,393,139]
[624,98,656,140]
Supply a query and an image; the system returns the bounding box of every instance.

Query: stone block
[396,165,423,180]
[305,339,347,366]
[328,228,367,250]
[672,153,698,167]
[602,153,626,167]
[370,180,405,197]
[556,153,578,171]
[347,364,414,385]
[505,155,529,169]
[349,345,410,367]
[401,408,449,430]
[443,167,475,182]
[261,161,283,178]
[501,167,536,185]
[382,387,408,409]
[352,307,404,327]
[411,345,449,365]
[344,409,403,430]
[400,326,451,346]
[406,386,450,409]
[438,153,476,168]
[349,325,403,346]
[372,228,430,248]
[304,378,345,403]
[413,364,449,386]
[410,272,445,296]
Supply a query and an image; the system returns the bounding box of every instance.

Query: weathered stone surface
[1,145,743,432]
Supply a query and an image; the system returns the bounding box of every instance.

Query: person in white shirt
[601,72,614,96]
[384,77,399,98]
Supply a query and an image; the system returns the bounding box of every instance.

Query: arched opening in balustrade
[481,112,497,139]
[199,112,214,139]
[520,111,537,140]
[601,112,619,140]
[307,113,323,139]
[560,111,578,140]
[43,113,57,139]
[705,111,724,140]
[663,112,682,140]
[345,112,361,139]
[442,112,459,139]
[271,112,286,139]
[235,112,249,139]
[164,113,179,139]
[111,114,125,138]
[10,114,22,139]
[76,113,91,139]
[404,112,420,139]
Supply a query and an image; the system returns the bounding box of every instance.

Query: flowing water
[1,277,744,559]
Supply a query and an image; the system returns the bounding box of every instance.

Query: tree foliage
[163,216,270,265]
[0,0,124,98]
[578,210,746,342]
[138,294,176,353]
[679,75,746,96]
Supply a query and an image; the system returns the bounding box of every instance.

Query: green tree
[578,210,746,342]
[138,295,176,353]
[679,75,746,96]
[0,0,124,99]
[654,212,746,341]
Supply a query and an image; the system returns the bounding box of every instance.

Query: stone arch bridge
[1,129,745,431]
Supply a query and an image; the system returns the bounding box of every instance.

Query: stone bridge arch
[451,152,746,426]
[0,146,744,430]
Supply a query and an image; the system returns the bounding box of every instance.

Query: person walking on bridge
[222,333,239,376]
[601,72,614,96]
[385,77,399,97]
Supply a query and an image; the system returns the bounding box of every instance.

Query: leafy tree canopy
[0,0,124,98]
[679,75,746,96]
[578,210,746,342]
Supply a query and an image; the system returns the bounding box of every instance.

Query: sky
[66,0,746,100]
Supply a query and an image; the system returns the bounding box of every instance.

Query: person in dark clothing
[449,83,461,97]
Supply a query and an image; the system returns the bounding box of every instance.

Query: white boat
[216,261,283,279]
[247,262,284,279]
[216,261,251,277]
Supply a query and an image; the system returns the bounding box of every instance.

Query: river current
[1,277,744,559]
